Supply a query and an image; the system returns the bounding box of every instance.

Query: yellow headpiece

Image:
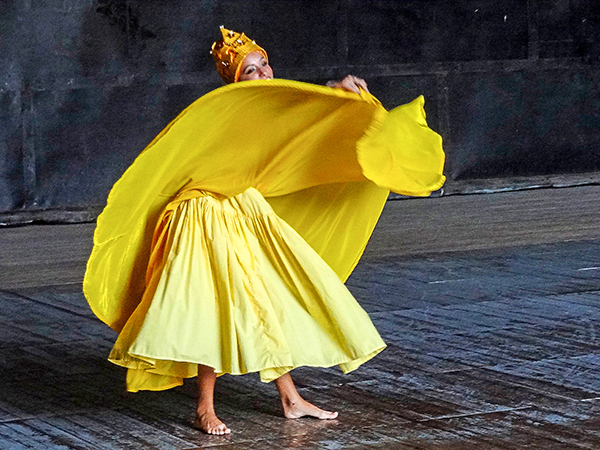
[210,26,268,84]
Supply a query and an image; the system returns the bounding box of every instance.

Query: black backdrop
[2,0,600,223]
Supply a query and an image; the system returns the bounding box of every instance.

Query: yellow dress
[109,187,386,391]
[84,79,445,392]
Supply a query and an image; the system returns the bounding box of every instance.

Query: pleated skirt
[108,187,385,392]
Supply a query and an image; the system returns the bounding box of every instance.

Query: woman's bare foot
[195,364,230,435]
[282,397,338,420]
[275,373,338,420]
[194,410,231,435]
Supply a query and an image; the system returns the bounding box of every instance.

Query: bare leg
[194,364,231,435]
[274,373,338,420]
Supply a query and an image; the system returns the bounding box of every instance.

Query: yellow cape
[84,79,445,332]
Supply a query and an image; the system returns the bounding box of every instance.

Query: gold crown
[210,26,268,84]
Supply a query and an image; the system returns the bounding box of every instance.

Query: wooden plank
[484,328,599,360]
[391,309,497,334]
[353,341,471,375]
[28,416,123,450]
[375,419,510,450]
[552,291,600,308]
[451,299,595,331]
[469,368,600,403]
[0,293,100,345]
[4,419,97,449]
[0,404,23,423]
[0,223,93,267]
[0,321,53,349]
[488,355,600,397]
[0,262,87,291]
[490,324,600,352]
[0,369,65,424]
[419,410,598,450]
[18,341,114,377]
[450,302,600,345]
[404,325,593,365]
[54,410,196,450]
[13,286,97,318]
[364,186,600,260]
[0,424,48,450]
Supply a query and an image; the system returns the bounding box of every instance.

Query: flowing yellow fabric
[84,79,444,334]
[109,187,387,390]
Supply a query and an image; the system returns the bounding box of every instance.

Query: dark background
[1,0,599,224]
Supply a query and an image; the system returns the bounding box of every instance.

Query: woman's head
[210,27,271,84]
[238,51,273,81]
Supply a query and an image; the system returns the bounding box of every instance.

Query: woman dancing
[84,27,445,435]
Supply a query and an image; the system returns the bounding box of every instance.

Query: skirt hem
[114,343,386,391]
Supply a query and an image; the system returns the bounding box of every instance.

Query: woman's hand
[326,75,370,94]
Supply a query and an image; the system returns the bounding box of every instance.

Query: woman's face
[238,51,273,81]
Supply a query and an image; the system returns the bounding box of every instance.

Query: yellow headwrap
[210,26,268,84]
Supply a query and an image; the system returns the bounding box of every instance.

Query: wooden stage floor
[0,185,599,449]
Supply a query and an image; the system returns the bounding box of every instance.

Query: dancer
[84,27,445,435]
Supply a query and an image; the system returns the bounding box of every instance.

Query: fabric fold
[84,79,445,332]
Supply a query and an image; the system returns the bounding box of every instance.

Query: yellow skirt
[108,188,385,392]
